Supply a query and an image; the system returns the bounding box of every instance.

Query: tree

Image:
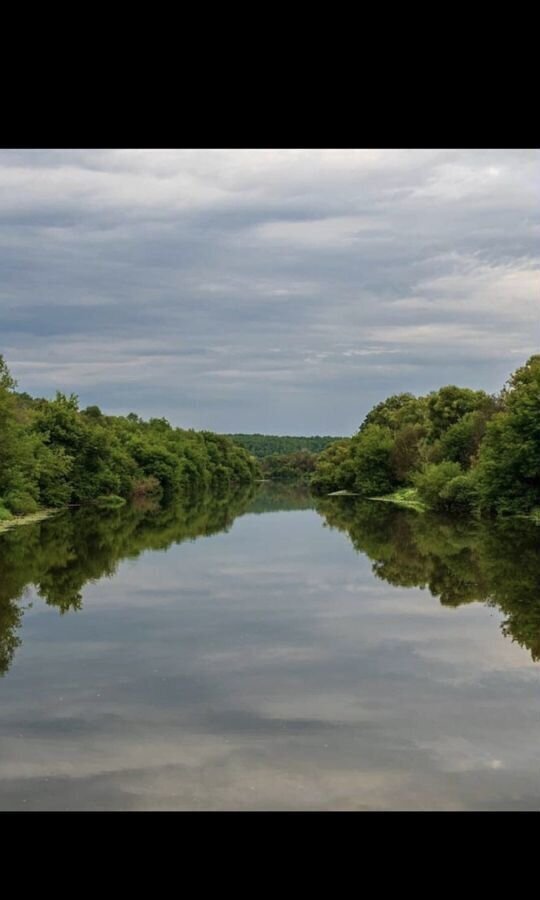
[360,393,428,433]
[310,440,355,493]
[0,357,40,512]
[350,425,397,496]
[426,386,491,441]
[475,356,540,515]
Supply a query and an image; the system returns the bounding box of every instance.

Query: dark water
[1,483,539,810]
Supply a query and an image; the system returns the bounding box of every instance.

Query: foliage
[360,393,429,433]
[413,461,463,511]
[0,355,260,515]
[309,440,355,494]
[94,495,127,508]
[311,356,539,518]
[474,355,540,515]
[260,450,318,482]
[350,425,398,496]
[0,504,13,522]
[228,433,341,458]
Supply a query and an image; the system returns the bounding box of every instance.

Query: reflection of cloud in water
[1,486,540,809]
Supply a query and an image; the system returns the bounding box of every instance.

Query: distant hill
[225,434,343,458]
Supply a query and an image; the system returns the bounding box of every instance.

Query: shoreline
[0,509,59,534]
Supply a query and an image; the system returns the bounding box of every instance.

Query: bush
[413,461,463,511]
[310,440,354,494]
[4,491,40,515]
[475,358,540,515]
[439,473,479,512]
[351,425,397,497]
[0,502,13,521]
[130,476,162,498]
[94,494,126,509]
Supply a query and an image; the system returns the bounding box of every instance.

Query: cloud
[0,148,538,433]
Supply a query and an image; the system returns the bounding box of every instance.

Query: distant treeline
[227,434,341,458]
[0,356,259,520]
[259,450,318,483]
[311,355,540,518]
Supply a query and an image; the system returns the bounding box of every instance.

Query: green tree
[475,356,540,515]
[350,425,397,496]
[413,461,463,511]
[426,386,491,441]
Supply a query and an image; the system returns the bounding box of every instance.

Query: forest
[228,435,341,484]
[2,353,539,522]
[0,355,259,522]
[227,433,340,457]
[310,355,540,519]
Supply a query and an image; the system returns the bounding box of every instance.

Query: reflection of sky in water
[1,508,539,810]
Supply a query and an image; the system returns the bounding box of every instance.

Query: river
[0,483,539,810]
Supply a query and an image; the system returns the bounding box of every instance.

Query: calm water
[1,483,539,811]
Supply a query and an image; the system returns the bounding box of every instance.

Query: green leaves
[311,356,539,517]
[0,356,258,514]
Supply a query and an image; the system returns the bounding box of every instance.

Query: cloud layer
[1,148,538,433]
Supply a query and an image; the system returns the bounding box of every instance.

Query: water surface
[1,484,539,810]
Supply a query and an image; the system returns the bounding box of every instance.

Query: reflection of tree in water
[3,484,539,675]
[246,482,314,514]
[0,485,257,675]
[316,497,540,662]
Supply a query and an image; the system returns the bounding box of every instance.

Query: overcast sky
[0,148,538,435]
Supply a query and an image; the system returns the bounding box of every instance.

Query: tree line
[227,435,342,485]
[310,355,540,518]
[0,355,259,521]
[227,433,340,457]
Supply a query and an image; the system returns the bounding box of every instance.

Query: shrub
[94,494,126,508]
[439,473,479,512]
[4,491,40,515]
[351,425,397,497]
[0,502,13,521]
[413,461,463,511]
[130,475,162,498]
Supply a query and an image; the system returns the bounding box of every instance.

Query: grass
[326,489,358,496]
[94,494,127,509]
[0,504,12,522]
[369,487,427,512]
[0,509,58,534]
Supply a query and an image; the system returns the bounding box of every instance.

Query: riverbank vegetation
[227,437,341,484]
[0,356,259,519]
[311,356,540,519]
[259,450,318,483]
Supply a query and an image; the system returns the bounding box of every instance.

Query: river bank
[0,509,59,534]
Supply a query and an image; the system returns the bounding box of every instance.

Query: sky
[0,148,538,435]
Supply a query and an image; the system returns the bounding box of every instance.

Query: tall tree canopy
[311,356,540,518]
[0,357,259,518]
